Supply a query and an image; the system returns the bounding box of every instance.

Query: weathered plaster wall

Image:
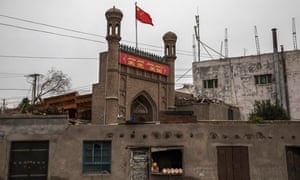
[193,50,300,120]
[176,103,240,120]
[1,118,300,180]
[0,116,67,180]
[284,50,300,120]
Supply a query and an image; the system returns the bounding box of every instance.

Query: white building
[193,49,300,120]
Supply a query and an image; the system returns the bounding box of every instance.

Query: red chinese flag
[136,6,153,26]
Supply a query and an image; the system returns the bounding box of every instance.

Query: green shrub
[249,101,289,121]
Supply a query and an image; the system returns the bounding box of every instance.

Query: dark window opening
[151,147,183,175]
[203,79,218,88]
[82,141,111,174]
[286,146,300,180]
[255,74,272,85]
[228,109,234,120]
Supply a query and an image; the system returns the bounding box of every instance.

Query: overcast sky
[1,0,300,108]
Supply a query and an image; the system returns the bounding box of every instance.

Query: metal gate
[8,141,49,180]
[286,147,300,180]
[217,146,250,180]
[130,148,149,180]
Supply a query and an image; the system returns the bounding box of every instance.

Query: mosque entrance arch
[130,91,157,122]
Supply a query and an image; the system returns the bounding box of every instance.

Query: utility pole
[292,17,298,50]
[1,99,6,114]
[194,14,200,62]
[192,34,197,62]
[224,28,228,58]
[26,73,41,104]
[254,25,261,55]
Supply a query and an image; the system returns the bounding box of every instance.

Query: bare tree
[34,69,71,104]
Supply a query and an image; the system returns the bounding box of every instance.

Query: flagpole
[135,2,138,49]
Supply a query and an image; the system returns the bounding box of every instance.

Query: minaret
[104,6,123,124]
[163,32,177,110]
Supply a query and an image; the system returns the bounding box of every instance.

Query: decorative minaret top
[163,31,177,58]
[105,6,123,41]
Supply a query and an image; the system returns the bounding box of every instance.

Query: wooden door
[130,148,149,180]
[286,147,300,180]
[9,141,49,180]
[217,146,250,180]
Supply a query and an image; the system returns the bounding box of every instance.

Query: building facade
[193,47,300,120]
[92,7,177,125]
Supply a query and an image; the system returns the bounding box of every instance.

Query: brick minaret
[163,32,177,110]
[104,6,123,124]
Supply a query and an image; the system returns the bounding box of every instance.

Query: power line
[176,67,193,82]
[0,53,213,60]
[0,72,25,75]
[0,14,105,38]
[0,22,105,43]
[0,88,30,91]
[200,40,225,58]
[0,72,25,78]
[0,76,25,79]
[0,21,195,58]
[0,55,97,60]
[0,14,210,57]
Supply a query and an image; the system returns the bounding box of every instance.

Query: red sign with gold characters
[119,52,169,76]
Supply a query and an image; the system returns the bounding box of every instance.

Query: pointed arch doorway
[130,91,157,122]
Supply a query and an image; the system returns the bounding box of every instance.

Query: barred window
[203,79,218,88]
[255,74,272,85]
[82,141,112,174]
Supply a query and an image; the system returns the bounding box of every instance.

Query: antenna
[292,17,298,50]
[254,25,261,55]
[194,14,200,62]
[192,34,197,62]
[224,28,228,58]
[220,41,223,59]
[1,99,6,113]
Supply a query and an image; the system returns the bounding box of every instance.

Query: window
[255,74,272,85]
[286,146,300,180]
[203,79,218,88]
[82,141,112,174]
[228,109,234,120]
[151,147,183,175]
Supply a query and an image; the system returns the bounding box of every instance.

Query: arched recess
[130,91,157,122]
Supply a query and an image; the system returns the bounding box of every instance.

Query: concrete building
[0,6,300,180]
[193,34,300,120]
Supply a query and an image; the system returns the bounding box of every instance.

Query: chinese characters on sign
[119,52,169,76]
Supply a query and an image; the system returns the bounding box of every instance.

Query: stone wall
[1,117,299,180]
